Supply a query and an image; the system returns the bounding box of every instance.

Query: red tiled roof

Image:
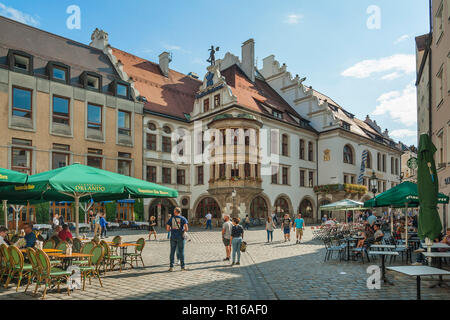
[221,65,309,126]
[112,48,201,120]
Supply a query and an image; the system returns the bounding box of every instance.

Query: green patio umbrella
[0,163,178,236]
[417,134,442,241]
[363,181,449,208]
[0,168,28,228]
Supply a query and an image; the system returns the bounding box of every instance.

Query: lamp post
[370,171,378,197]
[231,188,237,218]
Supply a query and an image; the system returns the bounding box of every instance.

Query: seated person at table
[58,224,73,242]
[373,224,384,243]
[49,225,62,244]
[439,228,450,252]
[23,223,36,248]
[356,232,367,248]
[0,226,10,245]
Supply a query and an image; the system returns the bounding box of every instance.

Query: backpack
[240,241,247,252]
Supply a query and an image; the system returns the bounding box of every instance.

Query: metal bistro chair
[352,240,371,264]
[323,238,345,262]
[79,245,104,291]
[6,246,33,292]
[124,238,145,268]
[72,238,82,253]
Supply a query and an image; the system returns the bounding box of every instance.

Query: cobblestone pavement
[0,227,448,300]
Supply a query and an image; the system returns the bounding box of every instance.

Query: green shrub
[105,202,116,222]
[35,202,50,224]
[134,199,144,221]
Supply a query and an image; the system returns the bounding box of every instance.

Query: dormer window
[272,110,283,119]
[80,71,102,92]
[8,50,33,75]
[110,80,130,99]
[341,121,351,131]
[14,55,30,70]
[47,62,70,84]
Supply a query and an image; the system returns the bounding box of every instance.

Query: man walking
[222,215,233,261]
[166,207,188,271]
[99,213,107,239]
[294,213,305,244]
[205,212,212,230]
[281,214,292,242]
[93,212,101,238]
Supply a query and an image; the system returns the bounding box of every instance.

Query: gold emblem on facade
[323,149,331,161]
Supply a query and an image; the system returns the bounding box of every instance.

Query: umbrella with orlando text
[0,163,178,236]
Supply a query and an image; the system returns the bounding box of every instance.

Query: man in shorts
[294,213,305,244]
[222,215,233,261]
[281,214,292,242]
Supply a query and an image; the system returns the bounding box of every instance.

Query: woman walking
[148,216,157,241]
[230,217,244,266]
[266,216,275,243]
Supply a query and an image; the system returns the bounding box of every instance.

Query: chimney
[159,52,171,77]
[90,28,109,50]
[241,39,255,82]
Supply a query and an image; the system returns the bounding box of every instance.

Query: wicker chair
[79,245,104,290]
[35,248,71,299]
[124,238,145,267]
[6,245,33,292]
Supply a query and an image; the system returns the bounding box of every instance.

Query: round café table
[47,252,93,269]
[117,243,139,269]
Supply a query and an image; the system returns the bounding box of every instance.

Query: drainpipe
[428,0,432,138]
[315,136,319,224]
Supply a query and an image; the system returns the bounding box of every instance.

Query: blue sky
[0,0,429,146]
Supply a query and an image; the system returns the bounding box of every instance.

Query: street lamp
[369,171,378,196]
[231,189,237,217]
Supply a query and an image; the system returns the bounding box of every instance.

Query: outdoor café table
[430,243,449,250]
[421,252,450,288]
[368,251,399,285]
[386,266,450,300]
[343,237,358,261]
[370,244,406,250]
[20,248,62,253]
[117,243,139,269]
[47,252,93,269]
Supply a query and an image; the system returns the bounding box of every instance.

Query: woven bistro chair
[79,245,104,291]
[56,240,68,253]
[100,240,122,273]
[111,235,122,255]
[72,238,82,253]
[25,248,42,294]
[0,244,9,284]
[124,238,145,267]
[6,245,33,292]
[43,239,55,249]
[0,244,12,287]
[71,242,94,266]
[35,248,71,299]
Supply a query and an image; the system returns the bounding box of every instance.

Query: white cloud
[394,34,410,44]
[284,14,303,24]
[0,2,39,26]
[371,83,417,126]
[390,129,417,139]
[381,72,402,81]
[163,44,181,51]
[341,54,415,79]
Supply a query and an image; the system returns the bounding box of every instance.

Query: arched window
[147,122,156,131]
[274,197,290,217]
[343,145,354,164]
[299,199,313,218]
[250,196,268,219]
[196,197,221,219]
[365,151,372,169]
[377,153,381,171]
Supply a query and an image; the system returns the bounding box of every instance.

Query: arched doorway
[299,198,314,223]
[195,197,221,220]
[250,196,268,220]
[274,196,290,220]
[148,199,176,227]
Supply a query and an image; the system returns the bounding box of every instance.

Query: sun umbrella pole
[75,194,80,238]
[2,200,7,228]
[405,203,408,252]
[389,206,393,237]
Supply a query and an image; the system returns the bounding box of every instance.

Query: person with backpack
[281,214,292,242]
[230,217,244,266]
[166,207,188,271]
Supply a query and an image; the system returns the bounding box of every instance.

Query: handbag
[174,216,187,240]
[240,241,247,252]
